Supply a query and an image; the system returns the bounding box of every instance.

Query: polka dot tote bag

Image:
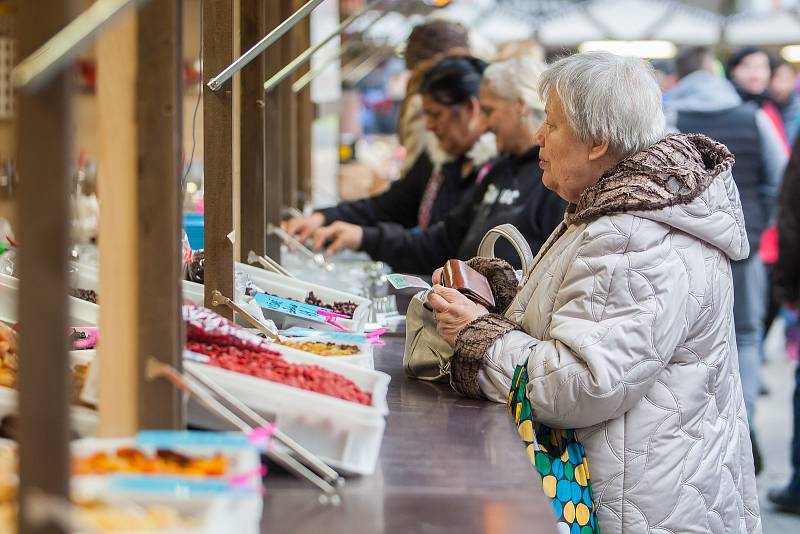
[508,362,600,534]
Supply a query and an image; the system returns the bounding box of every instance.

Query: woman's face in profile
[422,95,483,156]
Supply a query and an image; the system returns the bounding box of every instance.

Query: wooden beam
[16,1,73,531]
[294,0,313,206]
[97,10,139,437]
[239,0,267,259]
[203,0,235,318]
[280,0,299,210]
[137,0,184,429]
[264,3,284,259]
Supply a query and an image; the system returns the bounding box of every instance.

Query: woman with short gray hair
[429,51,761,533]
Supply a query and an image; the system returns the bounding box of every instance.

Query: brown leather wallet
[441,259,496,310]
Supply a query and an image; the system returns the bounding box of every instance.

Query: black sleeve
[317,151,433,228]
[359,187,479,275]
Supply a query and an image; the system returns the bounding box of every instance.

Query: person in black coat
[313,56,566,275]
[282,56,496,243]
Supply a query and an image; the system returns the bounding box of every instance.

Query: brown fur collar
[567,134,734,226]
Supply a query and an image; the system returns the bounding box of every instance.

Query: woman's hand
[281,212,325,243]
[312,222,364,256]
[427,285,489,347]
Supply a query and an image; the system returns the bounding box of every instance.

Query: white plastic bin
[185,345,390,475]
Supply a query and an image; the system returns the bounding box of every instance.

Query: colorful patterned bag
[508,362,601,534]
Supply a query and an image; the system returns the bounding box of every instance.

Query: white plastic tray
[0,273,98,326]
[185,345,390,475]
[236,262,371,333]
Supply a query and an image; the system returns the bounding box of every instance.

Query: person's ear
[588,138,611,161]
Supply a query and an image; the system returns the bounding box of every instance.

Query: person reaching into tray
[282,55,495,245]
[310,55,565,274]
[427,52,760,533]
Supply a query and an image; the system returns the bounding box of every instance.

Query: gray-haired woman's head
[535,52,665,203]
[479,55,547,155]
[539,51,665,159]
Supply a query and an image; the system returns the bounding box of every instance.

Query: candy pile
[73,447,228,477]
[188,342,371,405]
[276,339,359,357]
[70,288,98,304]
[304,292,357,318]
[184,305,372,405]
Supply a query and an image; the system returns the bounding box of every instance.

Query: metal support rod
[291,9,390,94]
[210,289,279,339]
[208,0,325,91]
[263,0,383,92]
[147,358,340,497]
[184,365,343,486]
[291,44,350,93]
[12,0,149,92]
[247,250,295,278]
[343,48,394,86]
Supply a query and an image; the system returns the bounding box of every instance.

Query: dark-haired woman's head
[420,56,487,156]
[727,47,773,96]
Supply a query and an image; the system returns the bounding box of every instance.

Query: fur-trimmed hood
[567,134,749,261]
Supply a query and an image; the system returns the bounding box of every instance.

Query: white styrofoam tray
[236,262,371,333]
[185,344,390,475]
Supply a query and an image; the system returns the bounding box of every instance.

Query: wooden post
[294,0,313,206]
[264,3,284,259]
[239,0,267,259]
[137,0,184,429]
[96,10,139,437]
[280,0,299,210]
[203,0,235,318]
[16,1,73,532]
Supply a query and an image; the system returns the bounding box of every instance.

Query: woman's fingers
[431,284,469,304]
[427,290,450,313]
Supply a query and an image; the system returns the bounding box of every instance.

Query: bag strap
[477,224,534,280]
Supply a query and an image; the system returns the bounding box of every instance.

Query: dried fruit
[276,339,359,356]
[70,288,98,304]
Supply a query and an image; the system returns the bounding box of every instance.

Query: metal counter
[260,334,556,533]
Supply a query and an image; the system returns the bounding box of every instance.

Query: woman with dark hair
[283,56,495,244]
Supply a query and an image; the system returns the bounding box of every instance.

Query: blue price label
[254,293,326,322]
[136,430,251,449]
[281,327,368,344]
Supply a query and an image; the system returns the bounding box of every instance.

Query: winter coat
[318,134,495,232]
[452,135,761,533]
[359,146,565,275]
[776,134,800,305]
[667,70,786,250]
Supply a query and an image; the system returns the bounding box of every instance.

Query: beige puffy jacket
[454,135,761,533]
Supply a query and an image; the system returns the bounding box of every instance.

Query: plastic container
[183,213,204,250]
[0,273,98,326]
[236,262,370,332]
[185,345,390,475]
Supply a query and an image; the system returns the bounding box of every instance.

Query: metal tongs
[146,357,344,503]
[267,223,333,272]
[247,250,295,278]
[210,289,278,341]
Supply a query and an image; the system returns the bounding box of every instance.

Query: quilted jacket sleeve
[479,220,692,429]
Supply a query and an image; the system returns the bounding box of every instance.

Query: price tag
[254,293,327,323]
[281,327,371,344]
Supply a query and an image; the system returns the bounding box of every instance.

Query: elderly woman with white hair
[313,56,565,274]
[429,51,761,533]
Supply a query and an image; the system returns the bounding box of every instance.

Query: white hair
[539,51,665,158]
[483,56,547,127]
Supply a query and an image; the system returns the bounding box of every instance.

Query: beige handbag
[402,224,533,382]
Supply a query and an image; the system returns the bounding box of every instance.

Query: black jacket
[360,147,566,274]
[776,134,800,305]
[318,150,479,230]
